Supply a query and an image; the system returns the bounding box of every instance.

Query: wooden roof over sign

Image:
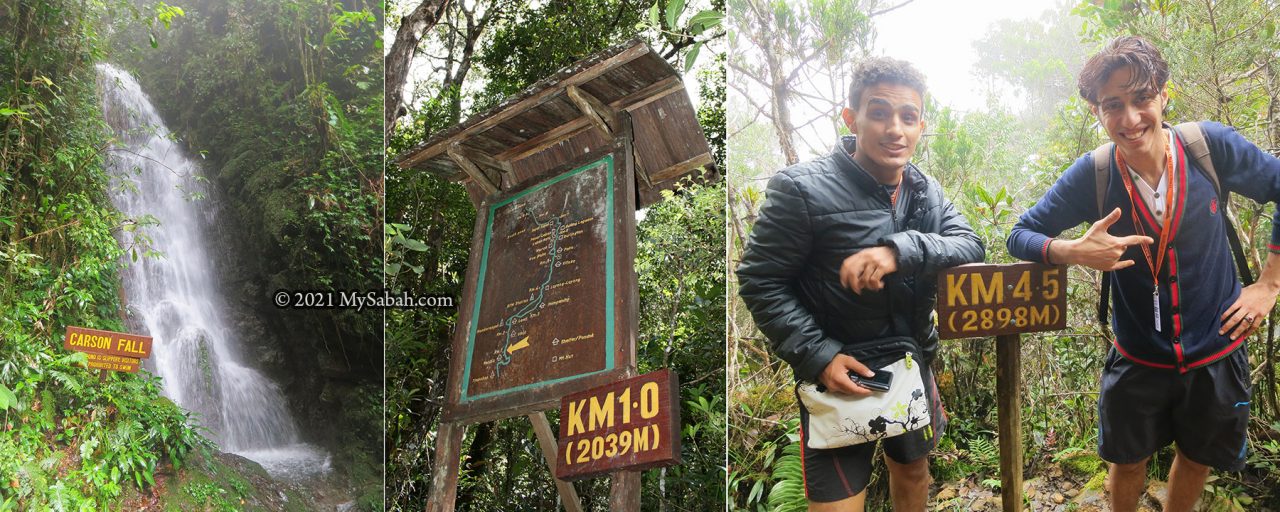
[395,38,714,208]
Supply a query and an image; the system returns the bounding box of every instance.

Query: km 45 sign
[937,263,1066,340]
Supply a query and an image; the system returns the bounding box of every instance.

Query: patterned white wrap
[797,354,931,449]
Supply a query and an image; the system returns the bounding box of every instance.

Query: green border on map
[460,154,616,402]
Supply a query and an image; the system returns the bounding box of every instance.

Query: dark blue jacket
[1007,122,1280,371]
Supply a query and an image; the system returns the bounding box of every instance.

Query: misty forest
[729,1,1280,511]
[383,0,726,510]
[1,0,383,510]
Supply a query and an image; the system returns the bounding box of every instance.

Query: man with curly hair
[737,57,984,510]
[1007,36,1280,511]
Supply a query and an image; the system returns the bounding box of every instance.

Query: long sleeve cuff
[1271,210,1280,254]
[793,337,843,383]
[1007,227,1053,264]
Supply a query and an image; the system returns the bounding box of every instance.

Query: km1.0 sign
[556,369,680,481]
[937,263,1066,340]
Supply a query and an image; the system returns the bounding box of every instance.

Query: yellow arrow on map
[507,336,530,354]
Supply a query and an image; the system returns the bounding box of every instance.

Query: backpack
[1091,122,1253,325]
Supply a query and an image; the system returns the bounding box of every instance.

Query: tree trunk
[385,0,451,144]
[454,421,494,510]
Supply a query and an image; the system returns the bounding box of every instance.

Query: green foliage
[764,435,805,512]
[475,0,642,106]
[636,180,728,510]
[730,0,1280,509]
[0,1,211,508]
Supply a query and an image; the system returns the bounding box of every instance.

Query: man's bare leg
[885,454,929,511]
[1163,448,1210,512]
[1107,458,1149,512]
[808,490,865,512]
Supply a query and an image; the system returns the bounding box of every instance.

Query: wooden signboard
[556,369,680,481]
[936,263,1066,340]
[937,262,1067,512]
[64,326,152,374]
[443,141,637,423]
[409,41,713,511]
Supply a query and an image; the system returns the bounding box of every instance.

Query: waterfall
[96,63,329,481]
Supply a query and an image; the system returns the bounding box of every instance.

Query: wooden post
[528,412,584,512]
[426,421,466,512]
[996,334,1023,512]
[609,470,641,511]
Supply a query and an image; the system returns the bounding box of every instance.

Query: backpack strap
[1091,144,1114,326]
[1093,144,1114,219]
[1172,122,1254,285]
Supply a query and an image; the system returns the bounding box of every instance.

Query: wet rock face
[199,158,380,456]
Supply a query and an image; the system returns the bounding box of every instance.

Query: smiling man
[1006,36,1280,511]
[737,57,984,510]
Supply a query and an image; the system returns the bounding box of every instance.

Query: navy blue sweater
[1007,122,1280,371]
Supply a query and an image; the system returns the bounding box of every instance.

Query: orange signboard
[64,326,152,373]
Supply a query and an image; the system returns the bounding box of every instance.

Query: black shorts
[1098,345,1251,471]
[796,365,946,503]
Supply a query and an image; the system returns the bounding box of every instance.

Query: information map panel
[460,153,617,403]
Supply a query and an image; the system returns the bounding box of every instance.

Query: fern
[766,441,807,512]
[45,368,82,394]
[969,435,999,472]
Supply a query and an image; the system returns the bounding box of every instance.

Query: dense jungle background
[383,0,727,510]
[728,1,1280,511]
[1,0,383,509]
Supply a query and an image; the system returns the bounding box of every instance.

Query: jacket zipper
[886,185,899,335]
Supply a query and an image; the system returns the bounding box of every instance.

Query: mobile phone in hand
[848,369,893,392]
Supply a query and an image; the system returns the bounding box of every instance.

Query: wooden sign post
[556,369,681,481]
[937,263,1067,512]
[63,326,153,379]
[398,39,712,512]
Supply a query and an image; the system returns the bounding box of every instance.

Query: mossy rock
[1060,450,1106,477]
[1083,470,1108,492]
[123,450,318,511]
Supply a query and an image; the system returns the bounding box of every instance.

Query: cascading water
[96,63,330,481]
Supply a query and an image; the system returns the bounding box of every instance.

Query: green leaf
[386,262,402,275]
[649,2,660,26]
[687,10,722,33]
[0,384,13,410]
[665,0,684,28]
[149,32,158,48]
[400,237,429,252]
[684,42,703,73]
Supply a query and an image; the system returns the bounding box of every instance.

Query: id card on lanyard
[1115,133,1178,332]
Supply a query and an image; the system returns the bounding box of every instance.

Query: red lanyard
[1114,134,1176,330]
